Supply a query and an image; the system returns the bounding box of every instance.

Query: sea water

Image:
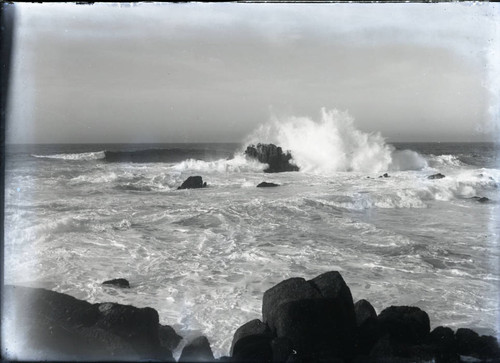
[4,110,500,358]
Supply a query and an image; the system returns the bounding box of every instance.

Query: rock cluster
[4,271,499,362]
[245,144,299,173]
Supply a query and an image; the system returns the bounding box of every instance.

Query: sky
[5,2,500,144]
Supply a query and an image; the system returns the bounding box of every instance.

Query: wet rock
[262,277,321,331]
[272,298,356,359]
[245,144,299,173]
[257,182,280,188]
[428,173,446,179]
[102,278,130,288]
[428,326,458,362]
[377,306,430,344]
[230,319,272,355]
[354,299,377,327]
[159,324,182,351]
[455,328,500,360]
[179,336,214,362]
[178,176,207,190]
[231,335,273,362]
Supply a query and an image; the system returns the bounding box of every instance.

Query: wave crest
[32,151,105,161]
[245,108,427,174]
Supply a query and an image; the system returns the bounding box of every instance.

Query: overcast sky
[5,2,500,144]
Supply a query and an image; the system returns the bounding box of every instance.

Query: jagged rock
[102,278,130,288]
[262,277,321,331]
[428,173,446,179]
[230,319,272,355]
[257,182,280,188]
[159,324,182,351]
[178,176,207,190]
[179,336,214,362]
[245,144,299,173]
[377,306,430,344]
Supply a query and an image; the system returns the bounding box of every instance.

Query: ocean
[4,117,500,358]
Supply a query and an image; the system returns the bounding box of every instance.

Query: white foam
[32,151,105,161]
[170,154,266,173]
[245,108,427,174]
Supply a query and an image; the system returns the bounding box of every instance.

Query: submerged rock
[471,196,490,203]
[178,176,207,190]
[245,143,299,173]
[428,173,446,179]
[102,278,130,288]
[257,182,280,188]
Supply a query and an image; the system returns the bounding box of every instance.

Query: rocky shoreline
[3,271,499,362]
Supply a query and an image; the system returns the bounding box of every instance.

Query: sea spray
[244,108,427,173]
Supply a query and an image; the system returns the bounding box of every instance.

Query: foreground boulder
[377,306,430,344]
[178,176,207,190]
[257,182,280,188]
[245,144,299,173]
[179,336,214,362]
[2,285,175,361]
[102,278,130,288]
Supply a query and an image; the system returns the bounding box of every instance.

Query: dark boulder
[178,176,207,190]
[428,173,446,179]
[272,298,356,359]
[245,144,299,173]
[271,337,294,362]
[231,335,273,362]
[230,319,272,355]
[179,336,214,362]
[377,306,430,344]
[102,278,130,288]
[354,299,377,327]
[354,299,380,355]
[159,324,182,351]
[455,328,500,360]
[2,285,173,361]
[428,326,458,363]
[262,277,322,331]
[257,182,280,188]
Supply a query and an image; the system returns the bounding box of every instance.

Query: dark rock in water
[230,319,272,355]
[179,336,214,362]
[102,278,130,288]
[428,173,446,179]
[354,299,377,327]
[383,173,389,178]
[471,196,490,203]
[245,143,299,173]
[159,324,182,351]
[257,182,280,188]
[378,306,430,344]
[2,285,174,361]
[262,277,321,331]
[231,334,273,362]
[178,176,207,190]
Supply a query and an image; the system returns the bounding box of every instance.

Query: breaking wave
[244,108,428,174]
[32,151,106,161]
